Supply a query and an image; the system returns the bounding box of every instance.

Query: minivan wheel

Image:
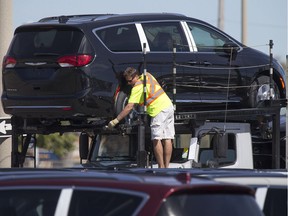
[115,91,138,124]
[249,76,280,107]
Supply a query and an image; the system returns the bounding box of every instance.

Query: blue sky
[13,0,287,64]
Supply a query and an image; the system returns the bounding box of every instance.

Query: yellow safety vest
[128,72,172,117]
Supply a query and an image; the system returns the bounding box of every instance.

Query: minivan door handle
[202,61,212,66]
[188,61,211,66]
[188,61,199,65]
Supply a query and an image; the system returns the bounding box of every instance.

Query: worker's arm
[116,102,135,121]
[108,103,134,129]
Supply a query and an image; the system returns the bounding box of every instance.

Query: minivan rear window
[9,27,93,58]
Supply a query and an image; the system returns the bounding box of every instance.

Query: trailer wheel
[249,76,280,107]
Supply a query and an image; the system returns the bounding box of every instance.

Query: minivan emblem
[25,62,47,66]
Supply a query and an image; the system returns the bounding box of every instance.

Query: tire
[115,91,128,115]
[249,76,280,107]
[114,91,139,124]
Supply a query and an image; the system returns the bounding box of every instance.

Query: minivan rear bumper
[1,94,112,119]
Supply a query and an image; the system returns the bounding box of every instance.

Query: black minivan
[2,13,286,127]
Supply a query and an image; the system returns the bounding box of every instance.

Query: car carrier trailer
[9,98,286,169]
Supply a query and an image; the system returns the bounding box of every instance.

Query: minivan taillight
[2,56,17,68]
[57,55,93,67]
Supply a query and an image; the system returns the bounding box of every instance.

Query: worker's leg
[153,139,165,168]
[151,105,175,168]
[161,105,174,168]
[162,139,173,168]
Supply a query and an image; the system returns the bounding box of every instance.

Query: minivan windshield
[9,27,93,58]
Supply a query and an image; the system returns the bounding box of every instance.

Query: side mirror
[79,132,89,161]
[223,42,239,59]
[212,133,228,158]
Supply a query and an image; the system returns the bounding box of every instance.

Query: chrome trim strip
[6,106,71,109]
[136,23,150,52]
[25,62,47,66]
[181,21,197,52]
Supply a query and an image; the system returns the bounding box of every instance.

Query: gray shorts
[150,105,175,140]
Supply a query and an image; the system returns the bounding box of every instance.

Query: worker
[108,67,175,168]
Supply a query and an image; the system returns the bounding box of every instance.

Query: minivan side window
[187,22,229,52]
[96,24,142,52]
[141,22,189,52]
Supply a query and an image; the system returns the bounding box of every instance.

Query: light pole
[241,0,247,45]
[218,0,224,31]
[0,0,13,167]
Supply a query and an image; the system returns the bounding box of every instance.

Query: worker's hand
[108,118,119,129]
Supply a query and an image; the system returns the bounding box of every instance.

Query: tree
[36,133,77,158]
